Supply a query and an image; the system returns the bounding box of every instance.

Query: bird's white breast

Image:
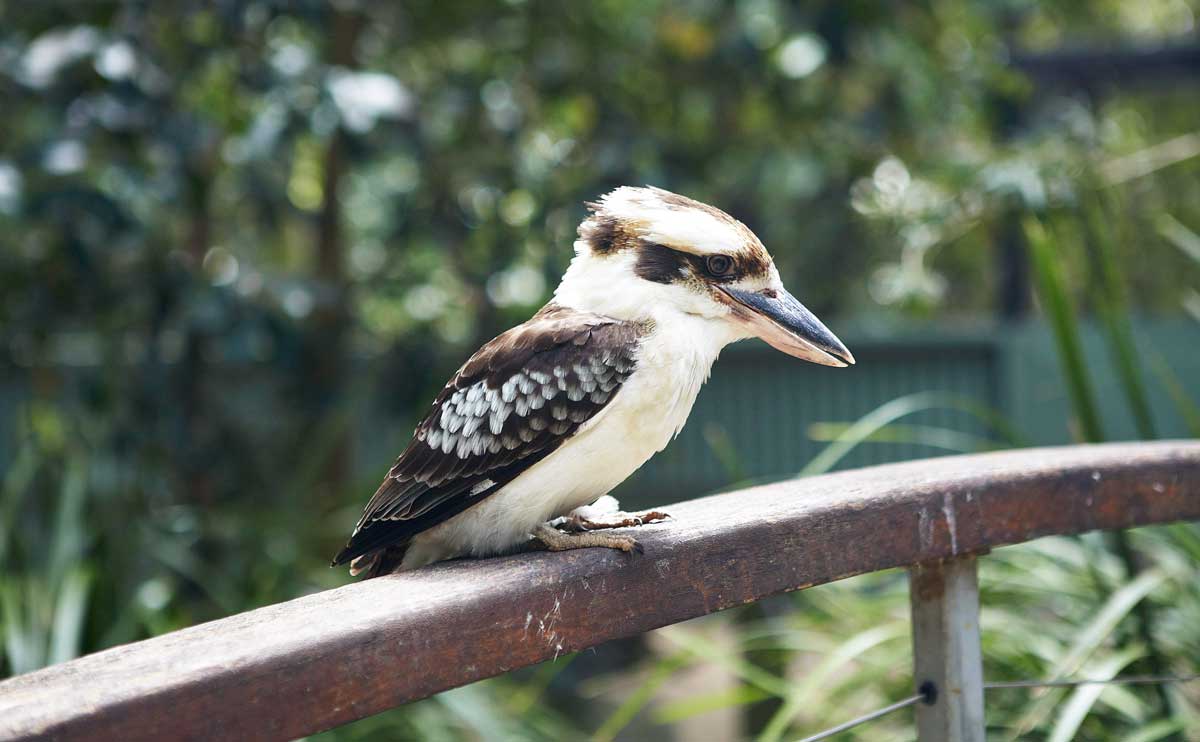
[401,311,738,569]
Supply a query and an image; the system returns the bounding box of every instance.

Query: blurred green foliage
[2,0,1200,739]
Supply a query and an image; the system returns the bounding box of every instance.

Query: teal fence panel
[615,317,1200,508]
[2,317,1196,512]
[615,330,1002,508]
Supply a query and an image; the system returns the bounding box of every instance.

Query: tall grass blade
[1184,291,1200,323]
[1147,355,1200,437]
[1082,190,1181,726]
[1,582,36,675]
[593,653,689,742]
[806,422,1001,453]
[1047,648,1143,742]
[1081,194,1157,439]
[48,569,91,666]
[1124,720,1190,742]
[658,627,791,698]
[799,391,1024,477]
[505,653,578,716]
[757,623,908,742]
[702,423,747,482]
[653,685,771,725]
[1008,569,1166,737]
[435,683,527,740]
[0,444,38,561]
[1023,216,1105,442]
[1156,214,1200,264]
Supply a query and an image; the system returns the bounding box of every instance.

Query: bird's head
[553,186,854,367]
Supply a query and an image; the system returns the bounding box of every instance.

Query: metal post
[909,558,985,742]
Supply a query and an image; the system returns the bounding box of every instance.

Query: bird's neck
[552,249,644,319]
[552,249,744,385]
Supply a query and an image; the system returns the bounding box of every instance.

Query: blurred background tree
[2,1,1199,739]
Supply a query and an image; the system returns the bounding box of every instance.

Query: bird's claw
[532,524,641,555]
[562,509,671,532]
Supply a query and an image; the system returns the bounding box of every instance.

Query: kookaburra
[333,186,853,577]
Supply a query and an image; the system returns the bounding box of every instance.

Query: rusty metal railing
[1,441,1197,741]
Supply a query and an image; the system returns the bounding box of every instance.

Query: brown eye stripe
[633,243,768,284]
[632,243,687,284]
[730,248,771,278]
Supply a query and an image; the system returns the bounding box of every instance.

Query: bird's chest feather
[603,324,717,451]
[552,316,730,498]
[407,315,729,564]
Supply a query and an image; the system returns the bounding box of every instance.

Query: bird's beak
[720,285,854,367]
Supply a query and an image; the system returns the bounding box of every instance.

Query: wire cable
[985,673,1200,691]
[790,673,1198,742]
[791,692,927,742]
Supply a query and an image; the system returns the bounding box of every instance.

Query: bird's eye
[706,255,734,277]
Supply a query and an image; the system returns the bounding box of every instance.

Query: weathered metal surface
[911,558,985,742]
[1,441,1197,742]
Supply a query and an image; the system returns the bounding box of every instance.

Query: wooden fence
[1,441,1198,741]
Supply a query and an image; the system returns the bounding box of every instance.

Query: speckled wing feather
[332,304,644,570]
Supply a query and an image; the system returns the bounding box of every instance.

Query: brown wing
[331,305,644,569]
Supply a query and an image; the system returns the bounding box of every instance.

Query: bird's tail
[344,545,410,578]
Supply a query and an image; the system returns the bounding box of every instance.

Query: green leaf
[592,653,689,742]
[1147,353,1200,438]
[799,391,1024,477]
[658,628,791,698]
[1009,569,1166,737]
[48,568,92,666]
[1047,647,1143,742]
[1023,215,1105,443]
[806,422,1002,453]
[1122,719,1189,742]
[756,623,909,742]
[1080,194,1157,439]
[652,684,771,724]
[1156,214,1200,265]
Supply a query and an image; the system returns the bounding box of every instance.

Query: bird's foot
[556,495,671,533]
[561,510,672,532]
[532,523,643,554]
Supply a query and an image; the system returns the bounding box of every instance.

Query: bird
[333,186,854,577]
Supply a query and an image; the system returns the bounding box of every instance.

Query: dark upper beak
[720,286,854,367]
